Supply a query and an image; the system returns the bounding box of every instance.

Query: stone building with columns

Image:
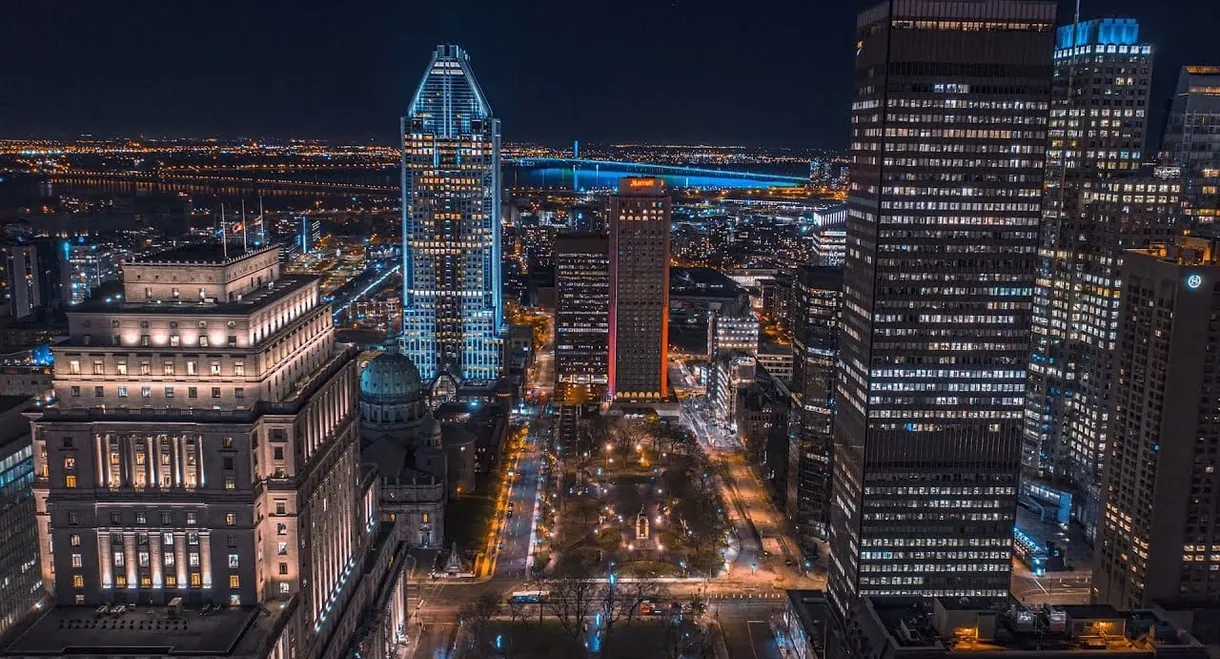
[5,245,411,659]
[359,352,445,548]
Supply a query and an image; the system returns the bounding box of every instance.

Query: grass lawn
[447,494,494,553]
[447,462,505,552]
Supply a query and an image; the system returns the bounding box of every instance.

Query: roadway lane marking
[523,445,544,575]
[746,620,772,659]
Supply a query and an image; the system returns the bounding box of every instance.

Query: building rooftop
[0,396,31,414]
[555,233,609,254]
[2,601,292,657]
[1134,236,1220,267]
[127,244,276,266]
[616,177,665,196]
[336,329,393,350]
[671,267,746,297]
[858,596,1205,657]
[68,274,317,318]
[786,589,832,635]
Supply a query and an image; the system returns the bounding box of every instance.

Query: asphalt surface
[1010,507,1093,605]
[671,358,820,591]
[494,432,543,579]
[712,599,785,659]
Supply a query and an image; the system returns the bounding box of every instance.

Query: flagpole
[221,202,228,260]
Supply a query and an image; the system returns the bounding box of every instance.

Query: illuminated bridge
[504,157,808,187]
[52,158,809,194]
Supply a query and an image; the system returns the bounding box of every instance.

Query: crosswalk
[707,591,787,600]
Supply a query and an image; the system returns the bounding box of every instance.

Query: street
[671,359,820,590]
[492,422,544,578]
[1010,570,1091,606]
[713,599,785,659]
[406,578,461,659]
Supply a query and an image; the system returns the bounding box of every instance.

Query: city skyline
[3,1,1220,657]
[0,0,1216,147]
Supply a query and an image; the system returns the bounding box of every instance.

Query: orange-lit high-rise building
[608,178,670,402]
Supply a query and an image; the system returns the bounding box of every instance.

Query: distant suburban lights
[1187,274,1204,290]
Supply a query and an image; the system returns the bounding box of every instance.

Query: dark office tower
[0,243,43,319]
[555,235,611,402]
[608,177,670,402]
[787,265,842,553]
[1096,237,1220,609]
[828,0,1055,613]
[31,238,67,312]
[1024,17,1153,519]
[401,45,503,383]
[1164,66,1220,235]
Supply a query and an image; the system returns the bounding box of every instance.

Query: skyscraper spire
[401,45,503,383]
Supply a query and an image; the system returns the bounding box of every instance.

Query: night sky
[1,0,1217,149]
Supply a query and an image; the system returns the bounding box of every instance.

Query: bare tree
[665,619,712,659]
[657,422,696,457]
[674,460,729,574]
[545,571,602,658]
[576,414,607,456]
[620,576,667,627]
[507,597,528,626]
[591,574,670,659]
[573,447,596,484]
[608,417,648,462]
[457,591,503,658]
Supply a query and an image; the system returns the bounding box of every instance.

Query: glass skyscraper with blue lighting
[401,45,503,382]
[1023,18,1152,540]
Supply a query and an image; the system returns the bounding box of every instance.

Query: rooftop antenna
[241,199,248,253]
[220,202,228,260]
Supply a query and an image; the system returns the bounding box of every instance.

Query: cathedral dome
[360,353,424,403]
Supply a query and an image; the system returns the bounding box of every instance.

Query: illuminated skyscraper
[829,0,1055,613]
[1096,237,1220,609]
[555,234,611,402]
[1024,18,1153,534]
[608,177,670,402]
[1164,66,1220,236]
[63,242,121,306]
[401,45,503,383]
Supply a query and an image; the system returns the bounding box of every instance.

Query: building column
[200,532,212,590]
